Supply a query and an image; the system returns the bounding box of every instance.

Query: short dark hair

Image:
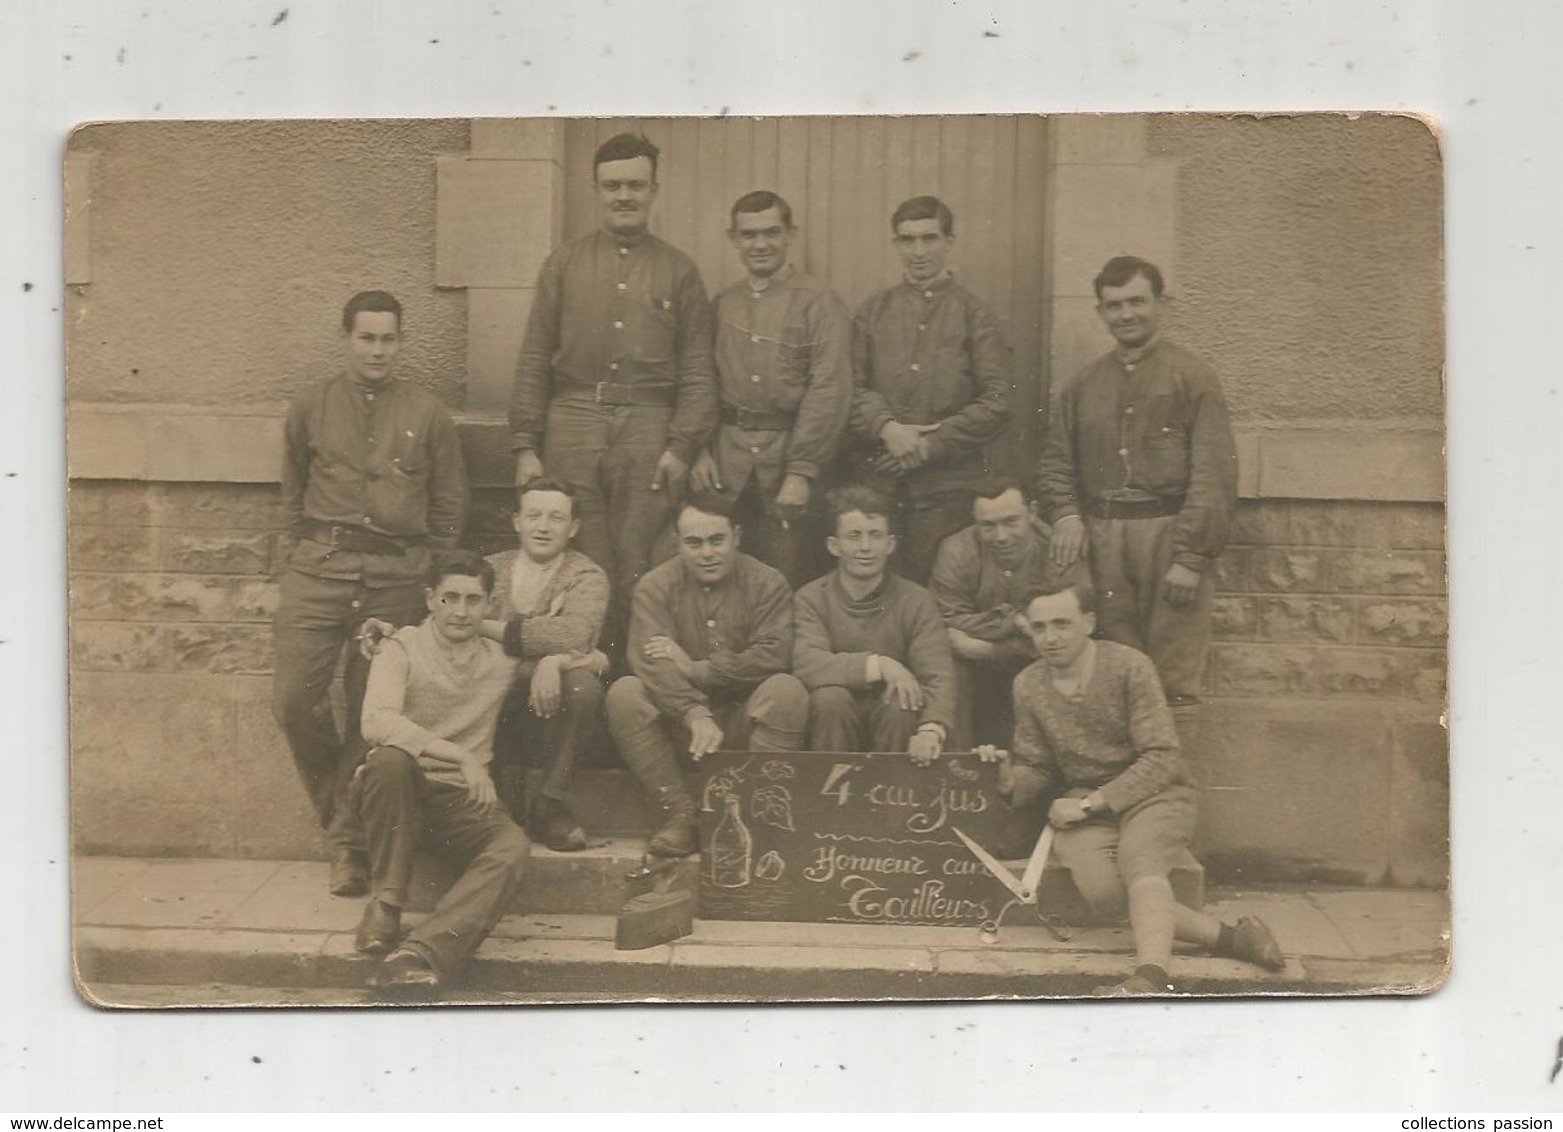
[972,477,1033,508]
[593,132,660,182]
[1020,578,1096,618]
[825,485,895,534]
[516,478,577,519]
[425,551,496,595]
[1093,256,1165,300]
[730,190,794,230]
[891,195,954,237]
[341,290,402,333]
[676,494,738,531]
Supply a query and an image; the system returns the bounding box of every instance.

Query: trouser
[270,568,428,852]
[605,674,810,809]
[1086,513,1216,699]
[543,399,676,662]
[353,746,532,982]
[950,656,1030,752]
[728,473,825,589]
[806,686,922,754]
[491,667,605,818]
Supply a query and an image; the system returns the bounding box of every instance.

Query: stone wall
[70,478,1447,886]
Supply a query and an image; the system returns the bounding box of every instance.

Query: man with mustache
[688,190,852,586]
[794,486,956,764]
[604,497,808,859]
[273,290,468,898]
[848,195,1013,584]
[1036,256,1237,706]
[510,132,718,665]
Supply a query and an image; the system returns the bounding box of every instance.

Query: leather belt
[1083,493,1187,520]
[556,380,676,408]
[720,405,796,431]
[301,520,422,556]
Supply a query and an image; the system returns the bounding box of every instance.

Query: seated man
[605,497,808,858]
[486,481,609,852]
[977,580,1284,996]
[794,485,955,765]
[351,553,531,992]
[929,477,1077,750]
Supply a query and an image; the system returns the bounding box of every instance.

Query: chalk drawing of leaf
[757,760,796,781]
[755,849,785,881]
[750,784,795,832]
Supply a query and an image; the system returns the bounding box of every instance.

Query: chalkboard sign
[696,752,1014,927]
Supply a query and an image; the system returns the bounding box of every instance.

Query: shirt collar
[902,271,955,295]
[1115,334,1163,367]
[747,263,795,295]
[603,226,652,251]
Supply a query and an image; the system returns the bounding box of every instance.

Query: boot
[529,794,589,853]
[646,787,699,858]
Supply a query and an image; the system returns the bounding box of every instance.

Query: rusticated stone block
[1210,595,1257,640]
[113,574,234,621]
[175,483,287,531]
[1329,550,1445,595]
[1405,650,1448,701]
[160,531,271,575]
[69,574,121,619]
[66,481,176,528]
[1246,547,1329,592]
[1358,598,1448,647]
[70,622,170,671]
[68,523,158,572]
[165,624,274,675]
[1387,504,1447,551]
[1313,648,1412,698]
[1388,721,1451,887]
[1258,596,1354,644]
[1211,644,1411,699]
[230,578,281,622]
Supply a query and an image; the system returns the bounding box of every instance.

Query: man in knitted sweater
[794,485,956,762]
[352,553,531,993]
[978,579,1284,996]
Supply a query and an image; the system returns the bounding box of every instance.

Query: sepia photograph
[65,112,1447,1008]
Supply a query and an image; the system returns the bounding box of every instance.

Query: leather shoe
[369,947,441,994]
[647,810,698,858]
[329,849,370,897]
[1231,916,1286,971]
[530,796,589,853]
[354,899,401,956]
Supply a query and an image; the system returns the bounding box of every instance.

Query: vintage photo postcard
[65,113,1447,1008]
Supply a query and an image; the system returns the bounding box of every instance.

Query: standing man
[274,290,468,897]
[688,190,853,586]
[928,477,1077,749]
[794,486,956,764]
[604,498,808,859]
[1037,256,1238,705]
[485,481,609,852]
[976,581,1283,996]
[510,132,718,661]
[352,553,531,993]
[849,195,1012,584]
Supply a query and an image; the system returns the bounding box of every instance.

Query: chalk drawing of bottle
[710,793,754,888]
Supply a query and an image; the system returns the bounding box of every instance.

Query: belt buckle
[593,381,606,404]
[327,523,344,549]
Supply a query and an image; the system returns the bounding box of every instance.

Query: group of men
[266,131,1273,995]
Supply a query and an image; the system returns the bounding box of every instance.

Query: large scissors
[954,823,1072,942]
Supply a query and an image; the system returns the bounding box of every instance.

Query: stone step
[406,837,1206,923]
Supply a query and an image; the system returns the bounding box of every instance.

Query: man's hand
[357,617,397,660]
[774,473,810,518]
[878,656,925,712]
[459,756,500,810]
[1050,514,1086,567]
[565,649,611,677]
[529,654,564,719]
[947,628,996,662]
[870,451,913,478]
[1048,796,1090,829]
[686,714,724,761]
[973,744,1010,765]
[908,728,942,766]
[515,449,545,487]
[642,634,695,678]
[650,449,688,495]
[1163,562,1202,606]
[689,449,723,494]
[879,421,938,462]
